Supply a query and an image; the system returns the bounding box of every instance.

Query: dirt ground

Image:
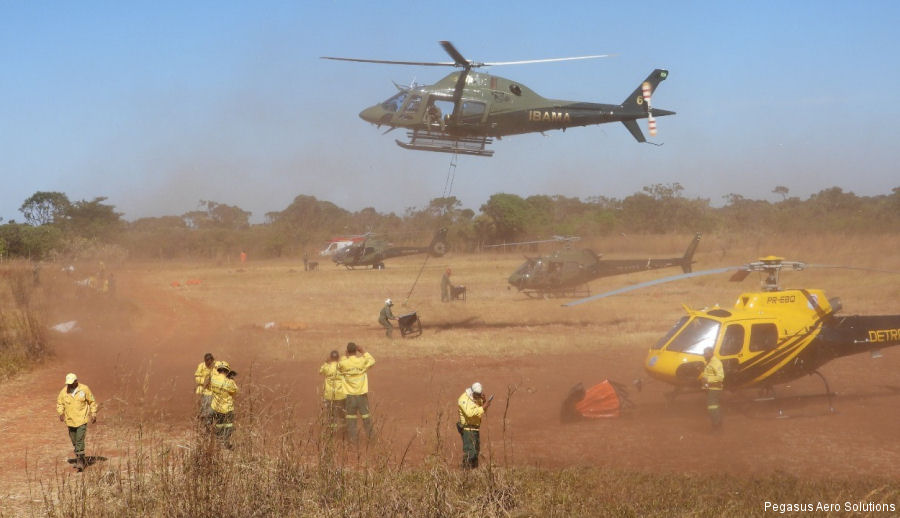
[2,248,899,506]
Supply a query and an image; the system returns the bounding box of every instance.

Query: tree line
[2,184,899,261]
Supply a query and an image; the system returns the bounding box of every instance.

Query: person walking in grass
[194,352,216,426]
[319,350,346,433]
[57,373,98,472]
[378,299,396,338]
[209,361,238,448]
[441,268,452,302]
[338,342,375,442]
[457,382,492,469]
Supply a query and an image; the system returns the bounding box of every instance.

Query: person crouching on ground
[339,342,375,442]
[319,350,346,434]
[57,373,98,472]
[457,382,491,469]
[209,361,238,448]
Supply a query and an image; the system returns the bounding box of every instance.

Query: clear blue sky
[2,1,898,223]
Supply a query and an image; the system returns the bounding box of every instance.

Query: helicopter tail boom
[681,233,702,273]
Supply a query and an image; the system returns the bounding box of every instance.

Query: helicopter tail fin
[621,119,646,143]
[428,227,449,257]
[621,69,671,142]
[622,69,669,110]
[681,233,702,273]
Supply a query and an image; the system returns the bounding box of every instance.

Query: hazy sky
[2,1,898,223]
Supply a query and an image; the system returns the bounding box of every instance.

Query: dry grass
[8,232,900,516]
[132,233,900,362]
[0,261,51,380]
[23,405,899,518]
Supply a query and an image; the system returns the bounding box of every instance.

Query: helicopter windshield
[381,91,408,112]
[664,317,720,356]
[652,316,689,350]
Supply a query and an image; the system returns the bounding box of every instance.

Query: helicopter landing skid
[397,131,494,157]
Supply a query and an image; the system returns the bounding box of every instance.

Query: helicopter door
[426,96,454,130]
[748,323,778,353]
[717,323,745,375]
[458,100,488,126]
[398,94,423,121]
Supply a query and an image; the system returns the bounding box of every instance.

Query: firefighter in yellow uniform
[194,352,215,425]
[209,361,238,448]
[457,382,492,469]
[338,342,375,442]
[319,350,346,432]
[702,347,725,431]
[56,373,98,471]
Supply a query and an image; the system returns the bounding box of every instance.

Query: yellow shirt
[209,372,238,413]
[57,384,98,427]
[458,391,485,428]
[338,352,375,396]
[194,361,214,395]
[702,356,725,386]
[319,361,346,401]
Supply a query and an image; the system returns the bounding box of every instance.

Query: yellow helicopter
[565,257,900,396]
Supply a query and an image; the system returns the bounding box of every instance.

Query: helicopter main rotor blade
[563,266,743,307]
[483,54,614,66]
[321,56,455,67]
[808,264,900,275]
[439,41,470,68]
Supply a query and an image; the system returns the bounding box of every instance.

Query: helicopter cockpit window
[719,324,744,356]
[381,91,408,112]
[665,317,720,356]
[402,95,422,115]
[653,316,689,350]
[749,323,778,352]
[509,84,522,96]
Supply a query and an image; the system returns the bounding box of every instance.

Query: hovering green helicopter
[322,41,673,157]
[333,228,448,269]
[508,233,701,298]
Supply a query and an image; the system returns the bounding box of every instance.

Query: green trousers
[461,428,480,469]
[345,394,373,441]
[707,388,722,429]
[324,399,346,431]
[68,424,87,456]
[214,411,235,447]
[379,319,393,338]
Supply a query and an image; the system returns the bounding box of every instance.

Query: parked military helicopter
[333,228,448,269]
[322,41,673,157]
[565,257,900,396]
[508,233,701,298]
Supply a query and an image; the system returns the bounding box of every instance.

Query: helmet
[215,361,232,372]
[385,298,393,306]
[65,373,77,384]
[471,382,483,395]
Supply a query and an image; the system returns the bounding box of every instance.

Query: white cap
[65,373,77,384]
[385,298,393,305]
[471,382,483,394]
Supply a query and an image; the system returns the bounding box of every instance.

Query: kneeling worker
[57,373,98,472]
[209,361,238,448]
[457,382,492,469]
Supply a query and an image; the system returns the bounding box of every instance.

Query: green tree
[19,191,71,226]
[66,197,123,240]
